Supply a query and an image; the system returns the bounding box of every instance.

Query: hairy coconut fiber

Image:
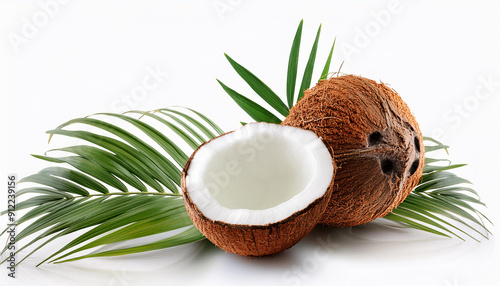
[282,75,424,227]
[181,131,335,256]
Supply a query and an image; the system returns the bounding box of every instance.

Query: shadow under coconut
[210,240,305,269]
[206,220,474,267]
[294,220,479,263]
[170,223,487,272]
[193,220,454,265]
[181,222,418,271]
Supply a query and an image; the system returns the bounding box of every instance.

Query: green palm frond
[223,54,289,117]
[217,79,282,124]
[286,20,303,108]
[218,20,491,240]
[1,108,222,265]
[296,23,322,102]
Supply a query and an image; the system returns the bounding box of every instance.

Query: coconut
[181,122,335,256]
[282,75,424,227]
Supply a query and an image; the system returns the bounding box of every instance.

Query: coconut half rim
[183,122,334,226]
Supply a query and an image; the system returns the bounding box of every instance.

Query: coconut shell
[181,132,335,256]
[282,75,424,227]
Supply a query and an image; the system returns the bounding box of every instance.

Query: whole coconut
[282,75,424,226]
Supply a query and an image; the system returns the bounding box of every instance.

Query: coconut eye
[409,159,419,176]
[368,131,383,146]
[381,159,394,175]
[414,136,420,153]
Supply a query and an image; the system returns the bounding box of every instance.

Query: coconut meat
[185,123,333,226]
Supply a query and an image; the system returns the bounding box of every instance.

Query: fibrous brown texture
[282,75,424,227]
[181,136,335,256]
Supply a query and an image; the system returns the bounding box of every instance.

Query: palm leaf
[286,19,303,107]
[224,53,289,117]
[217,79,282,123]
[55,226,204,264]
[1,108,221,265]
[319,37,336,81]
[296,24,321,102]
[183,107,225,136]
[219,22,332,121]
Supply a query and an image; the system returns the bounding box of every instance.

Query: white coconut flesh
[184,123,333,226]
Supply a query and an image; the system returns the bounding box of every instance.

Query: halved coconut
[181,122,335,256]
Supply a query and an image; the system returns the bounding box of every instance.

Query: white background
[1,0,500,285]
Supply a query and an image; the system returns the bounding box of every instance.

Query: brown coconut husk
[282,75,424,227]
[181,130,336,256]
